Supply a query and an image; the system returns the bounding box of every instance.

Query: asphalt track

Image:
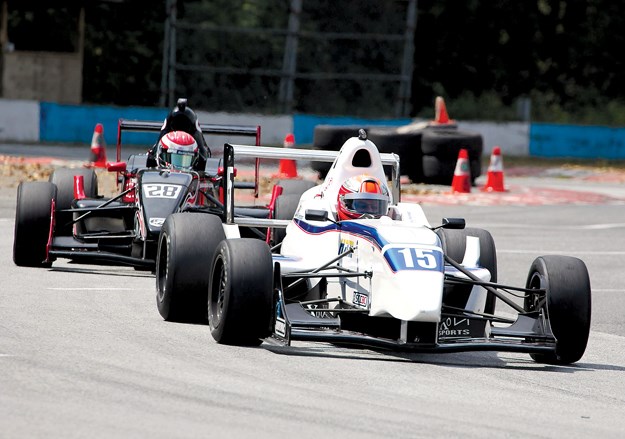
[1,145,625,438]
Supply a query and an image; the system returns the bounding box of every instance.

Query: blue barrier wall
[40,102,168,146]
[530,123,625,159]
[293,114,412,145]
[32,100,625,160]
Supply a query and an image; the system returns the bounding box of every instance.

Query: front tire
[156,213,226,322]
[13,182,56,267]
[209,239,273,345]
[437,227,498,314]
[525,255,591,364]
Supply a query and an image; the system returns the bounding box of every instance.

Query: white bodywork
[278,136,491,323]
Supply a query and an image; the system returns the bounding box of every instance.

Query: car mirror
[305,209,329,222]
[441,217,465,229]
[107,161,127,172]
[204,157,223,175]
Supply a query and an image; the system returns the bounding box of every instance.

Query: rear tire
[156,213,226,322]
[275,179,316,196]
[209,239,273,345]
[437,227,498,314]
[49,168,98,235]
[525,255,591,364]
[13,182,56,267]
[272,194,301,245]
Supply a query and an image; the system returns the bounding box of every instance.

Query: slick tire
[525,255,591,365]
[156,213,226,323]
[209,239,273,345]
[437,227,498,314]
[13,182,56,268]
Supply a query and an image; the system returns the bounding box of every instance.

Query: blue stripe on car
[293,218,389,249]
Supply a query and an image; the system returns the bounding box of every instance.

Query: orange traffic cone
[87,123,107,168]
[273,133,298,179]
[432,96,455,125]
[482,146,506,192]
[450,149,471,193]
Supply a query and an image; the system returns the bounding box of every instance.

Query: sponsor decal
[275,317,286,337]
[438,317,471,337]
[338,237,355,256]
[149,217,165,227]
[352,292,368,308]
[143,184,183,199]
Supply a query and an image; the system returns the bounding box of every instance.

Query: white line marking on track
[579,223,625,230]
[46,288,135,291]
[498,250,625,256]
[478,223,625,230]
[590,289,625,293]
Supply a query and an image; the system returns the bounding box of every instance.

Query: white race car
[157,130,592,365]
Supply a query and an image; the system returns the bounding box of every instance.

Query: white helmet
[157,131,198,170]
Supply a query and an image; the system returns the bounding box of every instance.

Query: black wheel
[49,168,98,235]
[422,155,481,186]
[313,125,364,151]
[369,129,424,182]
[525,255,591,364]
[469,158,482,185]
[422,155,456,185]
[312,125,366,179]
[13,182,56,267]
[209,239,273,345]
[156,213,226,322]
[272,194,300,245]
[420,128,483,158]
[437,227,498,314]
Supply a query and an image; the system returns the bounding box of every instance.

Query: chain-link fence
[161,0,416,117]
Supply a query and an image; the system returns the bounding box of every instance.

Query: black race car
[12,119,286,270]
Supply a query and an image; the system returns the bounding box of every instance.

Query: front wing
[268,261,558,356]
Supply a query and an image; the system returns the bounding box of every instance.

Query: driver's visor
[342,192,389,216]
[167,151,195,169]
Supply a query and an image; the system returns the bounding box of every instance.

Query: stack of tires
[311,124,482,185]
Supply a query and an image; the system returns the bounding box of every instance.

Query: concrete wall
[2,52,82,104]
[2,98,625,159]
[460,122,529,156]
[0,99,39,142]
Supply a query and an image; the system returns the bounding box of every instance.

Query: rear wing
[222,143,401,226]
[115,119,261,161]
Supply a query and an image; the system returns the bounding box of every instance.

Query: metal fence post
[278,0,302,113]
[396,0,417,118]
